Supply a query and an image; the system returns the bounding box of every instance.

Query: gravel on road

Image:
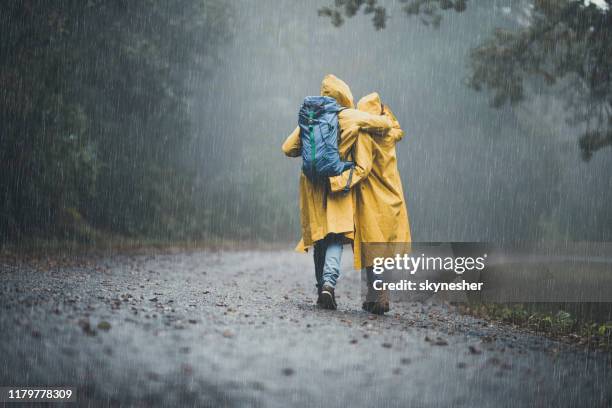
[1,249,611,407]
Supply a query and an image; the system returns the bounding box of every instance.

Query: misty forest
[2,0,612,246]
[2,2,612,405]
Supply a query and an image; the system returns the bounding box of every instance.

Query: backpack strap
[323,180,328,209]
[343,165,354,194]
[341,141,355,194]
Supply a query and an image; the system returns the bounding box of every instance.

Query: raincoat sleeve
[329,132,374,193]
[282,127,301,157]
[383,105,404,142]
[336,110,392,159]
[353,110,394,134]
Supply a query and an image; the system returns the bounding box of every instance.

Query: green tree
[0,0,231,241]
[319,0,612,159]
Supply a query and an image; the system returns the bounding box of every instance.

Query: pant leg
[364,266,390,308]
[364,266,377,302]
[313,240,326,293]
[322,234,343,288]
[365,266,375,285]
[366,266,389,284]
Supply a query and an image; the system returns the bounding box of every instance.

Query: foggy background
[195,0,612,243]
[2,0,611,245]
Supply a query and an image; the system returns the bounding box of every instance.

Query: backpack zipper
[308,111,315,177]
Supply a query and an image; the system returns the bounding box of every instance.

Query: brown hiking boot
[318,284,337,310]
[362,289,390,315]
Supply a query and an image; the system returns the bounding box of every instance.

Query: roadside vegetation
[460,302,612,351]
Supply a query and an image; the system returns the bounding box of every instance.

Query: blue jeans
[313,234,344,289]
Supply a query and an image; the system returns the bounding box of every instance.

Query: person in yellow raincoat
[328,92,411,314]
[282,75,394,309]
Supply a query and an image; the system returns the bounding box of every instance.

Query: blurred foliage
[201,169,299,242]
[319,0,389,30]
[462,302,612,350]
[469,0,612,160]
[319,0,467,30]
[0,0,232,242]
[319,0,612,160]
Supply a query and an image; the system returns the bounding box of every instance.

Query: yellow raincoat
[282,75,394,252]
[329,92,411,269]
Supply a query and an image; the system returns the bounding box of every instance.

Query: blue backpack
[298,96,354,185]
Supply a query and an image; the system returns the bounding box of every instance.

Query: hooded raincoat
[328,92,411,269]
[282,76,394,252]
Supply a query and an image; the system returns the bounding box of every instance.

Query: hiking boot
[316,284,323,305]
[362,289,389,315]
[318,284,337,310]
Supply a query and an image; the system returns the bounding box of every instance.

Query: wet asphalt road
[0,249,611,407]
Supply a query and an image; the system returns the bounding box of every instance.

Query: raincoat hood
[358,92,404,142]
[320,74,354,108]
[357,92,383,115]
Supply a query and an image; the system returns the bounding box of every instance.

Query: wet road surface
[1,249,611,407]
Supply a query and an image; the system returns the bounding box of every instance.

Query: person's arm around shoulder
[282,126,301,157]
[342,109,393,135]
